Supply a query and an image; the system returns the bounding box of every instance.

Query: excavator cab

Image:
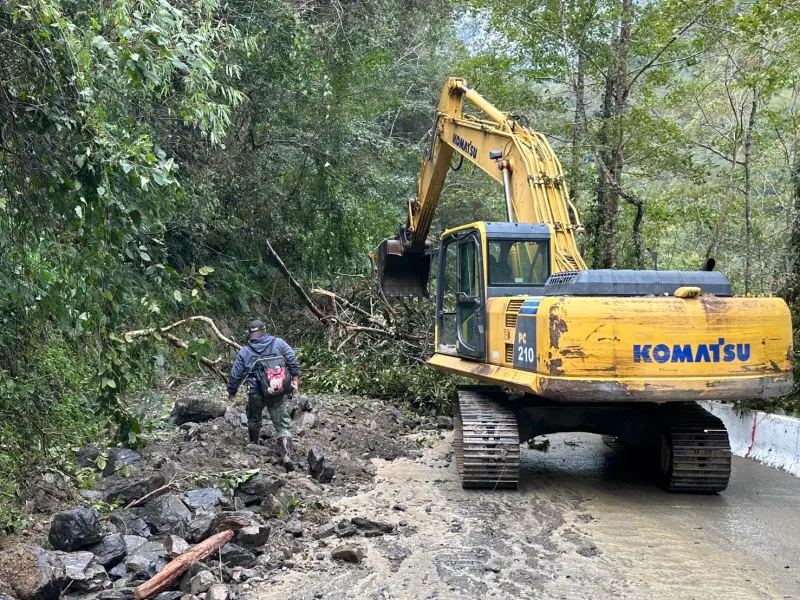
[435,222,552,360]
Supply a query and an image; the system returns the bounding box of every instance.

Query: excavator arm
[378,77,586,297]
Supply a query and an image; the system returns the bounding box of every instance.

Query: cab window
[488,240,549,285]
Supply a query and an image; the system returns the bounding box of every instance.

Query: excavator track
[453,387,520,489]
[659,402,731,493]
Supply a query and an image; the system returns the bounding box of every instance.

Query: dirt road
[257,432,800,600]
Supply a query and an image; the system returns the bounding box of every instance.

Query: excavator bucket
[377,238,432,299]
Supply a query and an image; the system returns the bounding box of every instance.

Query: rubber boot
[248,426,261,444]
[278,436,295,472]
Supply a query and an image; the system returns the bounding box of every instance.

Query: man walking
[228,320,300,470]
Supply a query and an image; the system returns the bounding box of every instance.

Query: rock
[87,534,127,567]
[186,512,215,543]
[392,504,407,511]
[171,397,227,425]
[0,594,14,600]
[224,410,247,429]
[284,519,303,537]
[298,412,317,432]
[102,449,142,477]
[336,520,357,538]
[387,406,403,422]
[234,524,270,548]
[180,423,201,441]
[219,545,256,569]
[184,488,223,512]
[235,473,283,504]
[205,585,228,600]
[189,571,215,595]
[124,541,165,580]
[140,494,192,537]
[109,510,150,538]
[98,589,134,600]
[307,448,324,472]
[331,545,364,564]
[124,555,152,578]
[178,564,208,593]
[307,448,334,484]
[351,517,393,534]
[58,552,109,592]
[290,477,323,497]
[48,508,104,552]
[104,474,167,506]
[260,494,284,518]
[312,524,336,540]
[0,545,67,600]
[154,593,184,600]
[164,535,190,558]
[107,562,127,580]
[484,560,503,573]
[80,490,105,503]
[121,536,148,555]
[436,416,454,430]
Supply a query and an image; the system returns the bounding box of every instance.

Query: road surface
[258,432,800,599]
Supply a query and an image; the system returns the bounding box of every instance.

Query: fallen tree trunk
[132,529,234,600]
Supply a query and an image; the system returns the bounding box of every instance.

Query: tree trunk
[570,53,585,208]
[600,0,633,269]
[787,151,800,302]
[743,89,758,294]
[590,22,619,268]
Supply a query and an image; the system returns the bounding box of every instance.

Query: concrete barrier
[700,401,800,477]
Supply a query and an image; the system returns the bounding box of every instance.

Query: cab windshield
[488,240,549,285]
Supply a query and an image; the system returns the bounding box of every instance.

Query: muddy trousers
[246,392,292,443]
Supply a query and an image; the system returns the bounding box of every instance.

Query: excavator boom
[379,78,585,297]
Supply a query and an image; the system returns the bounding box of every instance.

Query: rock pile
[0,389,414,600]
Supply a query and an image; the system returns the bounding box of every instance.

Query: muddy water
[255,433,800,600]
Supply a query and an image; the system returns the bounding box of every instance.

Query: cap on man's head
[248,320,266,341]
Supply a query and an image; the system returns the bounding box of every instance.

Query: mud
[254,433,800,600]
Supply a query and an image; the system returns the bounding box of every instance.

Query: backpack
[249,339,293,397]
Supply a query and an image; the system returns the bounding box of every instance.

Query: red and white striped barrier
[700,401,800,477]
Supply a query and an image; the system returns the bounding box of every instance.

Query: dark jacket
[227,335,301,396]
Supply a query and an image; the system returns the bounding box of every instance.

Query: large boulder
[184,488,223,512]
[87,534,127,567]
[104,474,167,506]
[140,494,192,537]
[48,508,104,552]
[0,545,67,600]
[170,397,226,425]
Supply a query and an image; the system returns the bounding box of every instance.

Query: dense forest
[2,0,799,527]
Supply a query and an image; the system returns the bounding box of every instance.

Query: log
[132,529,234,600]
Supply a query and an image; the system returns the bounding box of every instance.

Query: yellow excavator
[378,77,794,492]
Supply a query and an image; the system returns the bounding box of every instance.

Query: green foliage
[299,343,457,415]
